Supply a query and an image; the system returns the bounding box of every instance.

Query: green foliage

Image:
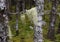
[9,1,60,42]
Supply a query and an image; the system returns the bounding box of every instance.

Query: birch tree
[34,0,44,42]
[47,0,58,41]
[15,0,20,36]
[0,11,5,42]
[22,0,26,13]
[0,0,9,42]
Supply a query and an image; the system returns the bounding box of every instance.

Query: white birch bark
[0,13,5,42]
[15,0,20,36]
[34,0,44,42]
[47,0,58,41]
[3,13,8,42]
[0,0,6,10]
[0,0,8,42]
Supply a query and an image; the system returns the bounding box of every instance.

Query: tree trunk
[34,0,44,42]
[15,0,20,36]
[47,0,58,41]
[0,0,9,42]
[22,0,26,13]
